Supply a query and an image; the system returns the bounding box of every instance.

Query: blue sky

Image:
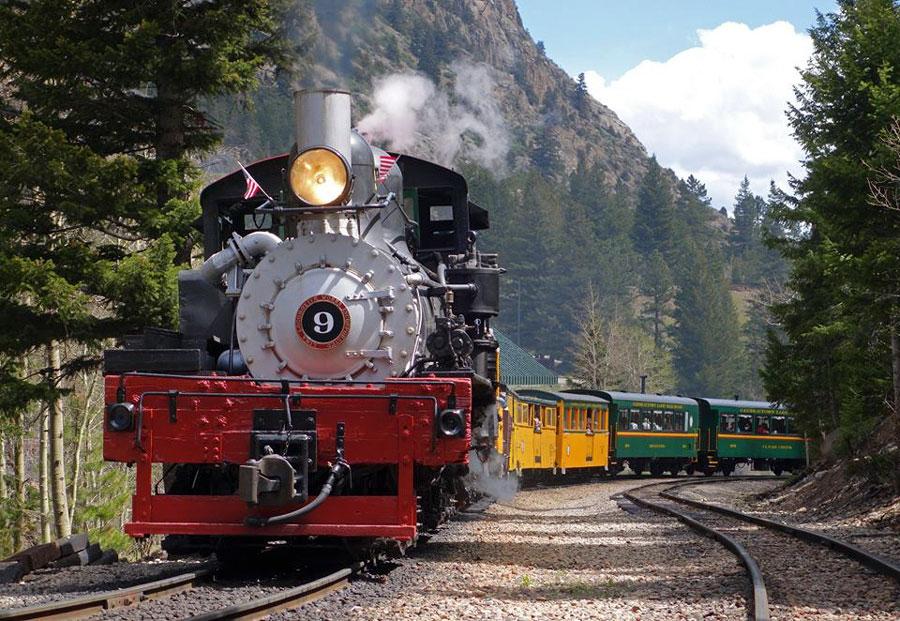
[517,1,838,80]
[515,1,840,209]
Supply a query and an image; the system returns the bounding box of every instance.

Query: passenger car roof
[572,390,697,407]
[697,398,785,411]
[516,389,609,405]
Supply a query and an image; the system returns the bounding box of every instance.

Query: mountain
[212,0,650,190]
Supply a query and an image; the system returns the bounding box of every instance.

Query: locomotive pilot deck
[104,373,471,541]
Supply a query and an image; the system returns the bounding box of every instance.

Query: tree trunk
[68,367,96,526]
[891,317,900,444]
[39,406,51,543]
[0,435,7,501]
[47,342,71,538]
[13,410,25,552]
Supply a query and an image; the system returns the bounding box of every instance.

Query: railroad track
[183,564,354,621]
[0,561,356,621]
[622,478,900,621]
[0,566,212,621]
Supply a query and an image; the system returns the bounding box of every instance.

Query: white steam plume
[358,62,509,171]
[466,448,519,501]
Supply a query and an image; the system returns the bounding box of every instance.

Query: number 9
[313,311,334,334]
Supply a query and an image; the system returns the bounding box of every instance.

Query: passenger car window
[720,414,736,432]
[738,414,753,433]
[771,416,786,434]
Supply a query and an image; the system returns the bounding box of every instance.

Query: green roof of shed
[496,330,559,387]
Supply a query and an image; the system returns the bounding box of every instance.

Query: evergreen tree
[530,123,563,178]
[685,174,712,208]
[632,157,676,259]
[673,243,743,395]
[574,72,590,111]
[640,251,674,349]
[764,0,900,447]
[731,176,760,254]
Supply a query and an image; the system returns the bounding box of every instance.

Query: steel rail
[183,565,356,621]
[0,566,212,621]
[661,479,900,582]
[622,481,770,621]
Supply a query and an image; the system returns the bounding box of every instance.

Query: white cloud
[584,21,812,211]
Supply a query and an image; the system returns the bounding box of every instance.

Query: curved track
[183,564,356,621]
[0,567,212,621]
[623,478,900,621]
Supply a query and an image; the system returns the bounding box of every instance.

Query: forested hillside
[211,0,787,399]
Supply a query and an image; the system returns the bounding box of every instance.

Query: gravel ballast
[275,477,748,621]
[0,558,208,611]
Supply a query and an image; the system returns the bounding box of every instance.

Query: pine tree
[673,243,743,395]
[640,251,674,349]
[632,157,676,260]
[684,175,712,208]
[574,72,590,111]
[531,123,563,178]
[765,0,900,446]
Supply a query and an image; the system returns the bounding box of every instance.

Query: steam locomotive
[102,90,502,556]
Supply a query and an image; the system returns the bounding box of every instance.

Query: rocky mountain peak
[306,0,649,188]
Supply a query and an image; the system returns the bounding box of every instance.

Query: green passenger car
[572,391,699,476]
[696,398,807,476]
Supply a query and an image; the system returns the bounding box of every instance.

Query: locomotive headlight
[289,147,351,206]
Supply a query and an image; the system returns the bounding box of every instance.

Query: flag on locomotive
[102,90,502,554]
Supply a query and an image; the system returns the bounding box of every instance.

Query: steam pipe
[197,231,282,284]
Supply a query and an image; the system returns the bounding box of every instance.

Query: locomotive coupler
[238,447,309,506]
[245,423,350,527]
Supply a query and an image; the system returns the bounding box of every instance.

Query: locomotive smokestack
[293,89,352,163]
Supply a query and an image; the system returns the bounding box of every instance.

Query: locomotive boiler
[102,89,501,555]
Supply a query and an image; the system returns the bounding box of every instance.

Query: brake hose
[244,459,350,527]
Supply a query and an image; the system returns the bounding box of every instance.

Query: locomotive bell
[289,90,353,206]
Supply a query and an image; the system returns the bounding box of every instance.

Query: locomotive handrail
[251,191,396,215]
[132,390,440,451]
[117,371,462,403]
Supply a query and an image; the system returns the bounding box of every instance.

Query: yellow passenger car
[503,390,611,481]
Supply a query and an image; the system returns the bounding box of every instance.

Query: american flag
[376,154,399,183]
[238,161,263,200]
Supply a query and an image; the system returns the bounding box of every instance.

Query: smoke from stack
[358,62,510,172]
